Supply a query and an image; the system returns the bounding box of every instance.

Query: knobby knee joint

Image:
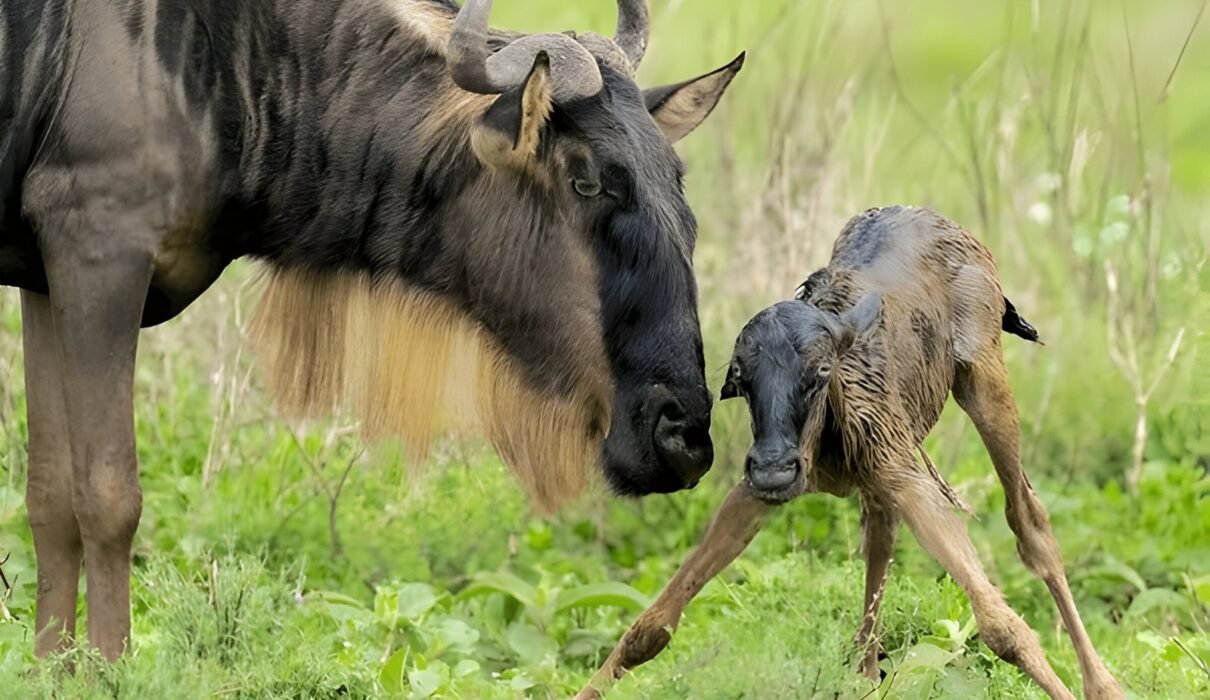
[975,604,1036,667]
[73,469,142,548]
[617,609,678,670]
[618,623,673,671]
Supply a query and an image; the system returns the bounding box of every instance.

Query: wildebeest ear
[644,52,745,144]
[471,52,554,170]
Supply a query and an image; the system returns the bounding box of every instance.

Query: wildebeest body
[2,0,746,660]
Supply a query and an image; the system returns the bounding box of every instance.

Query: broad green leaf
[379,648,408,696]
[506,622,557,666]
[407,664,446,699]
[458,572,538,610]
[555,582,651,614]
[1082,557,1147,593]
[397,583,439,621]
[563,628,616,659]
[898,642,960,674]
[509,671,538,691]
[935,668,989,698]
[1126,588,1193,618]
[430,618,479,655]
[453,659,480,678]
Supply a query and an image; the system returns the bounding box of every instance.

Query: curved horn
[447,0,603,102]
[614,0,650,70]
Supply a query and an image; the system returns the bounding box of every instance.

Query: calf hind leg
[854,497,897,680]
[895,474,1075,700]
[955,357,1122,699]
[21,291,84,657]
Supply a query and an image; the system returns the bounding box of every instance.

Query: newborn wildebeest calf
[577,206,1122,700]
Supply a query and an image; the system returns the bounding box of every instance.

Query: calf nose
[653,403,714,487]
[745,451,802,494]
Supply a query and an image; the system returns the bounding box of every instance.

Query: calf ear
[828,292,883,355]
[841,292,882,341]
[471,52,553,170]
[720,364,741,401]
[644,53,745,144]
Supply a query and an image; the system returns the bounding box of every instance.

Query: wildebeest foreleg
[21,290,84,657]
[854,496,897,680]
[894,472,1076,700]
[41,239,152,661]
[575,483,771,699]
[955,357,1123,699]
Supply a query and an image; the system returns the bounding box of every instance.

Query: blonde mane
[247,266,609,512]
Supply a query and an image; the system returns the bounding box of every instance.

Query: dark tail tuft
[1002,297,1041,344]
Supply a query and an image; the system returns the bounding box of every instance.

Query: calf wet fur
[578,206,1123,700]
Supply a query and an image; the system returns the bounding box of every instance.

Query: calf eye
[816,363,832,378]
[573,178,602,198]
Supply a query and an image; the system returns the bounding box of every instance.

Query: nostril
[656,399,687,425]
[681,422,710,452]
[654,405,713,485]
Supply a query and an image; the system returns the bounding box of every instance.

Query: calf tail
[1002,297,1041,344]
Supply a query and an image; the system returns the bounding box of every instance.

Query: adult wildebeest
[577,207,1123,700]
[0,0,742,660]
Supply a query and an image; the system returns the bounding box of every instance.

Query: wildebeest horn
[447,0,603,102]
[614,0,649,70]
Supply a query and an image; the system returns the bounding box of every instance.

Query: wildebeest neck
[170,1,483,270]
[151,1,602,398]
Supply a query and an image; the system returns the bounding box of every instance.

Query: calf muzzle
[745,447,805,502]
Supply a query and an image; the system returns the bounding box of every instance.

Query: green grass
[2,0,1210,698]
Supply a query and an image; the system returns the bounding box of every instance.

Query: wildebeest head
[438,0,741,496]
[720,294,883,503]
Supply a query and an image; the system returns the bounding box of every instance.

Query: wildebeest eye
[572,178,602,198]
[816,363,832,378]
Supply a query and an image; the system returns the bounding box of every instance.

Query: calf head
[721,294,882,503]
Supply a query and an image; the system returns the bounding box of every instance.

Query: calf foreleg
[575,483,771,700]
